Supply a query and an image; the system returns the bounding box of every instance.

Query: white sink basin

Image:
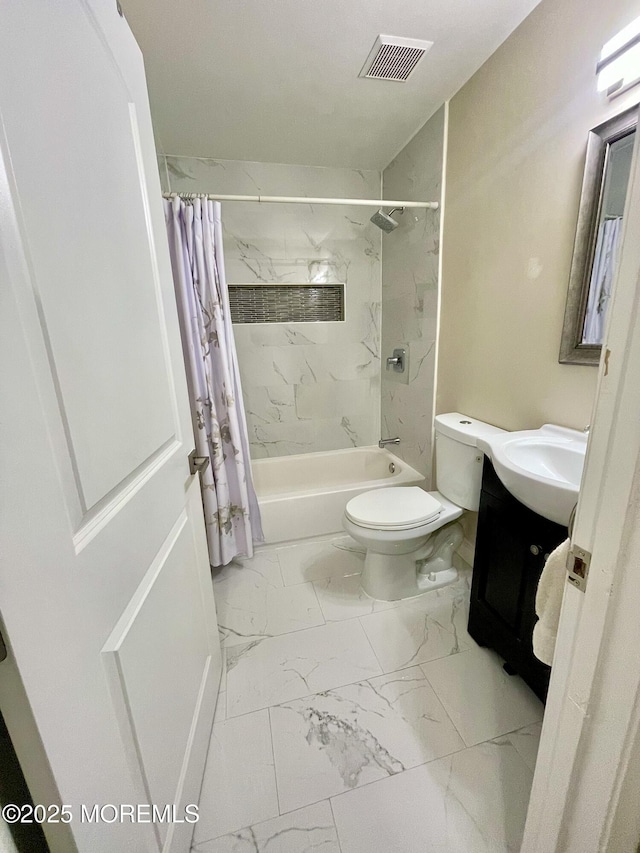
[477,425,587,526]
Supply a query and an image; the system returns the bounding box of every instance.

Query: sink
[477,425,587,526]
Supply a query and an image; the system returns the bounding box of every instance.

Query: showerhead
[370,207,404,233]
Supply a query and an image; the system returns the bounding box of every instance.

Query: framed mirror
[559,106,637,364]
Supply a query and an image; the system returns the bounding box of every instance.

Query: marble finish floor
[193,534,544,852]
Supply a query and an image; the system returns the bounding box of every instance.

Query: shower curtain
[164,197,263,566]
[582,216,622,345]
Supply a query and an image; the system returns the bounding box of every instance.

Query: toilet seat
[345,487,442,531]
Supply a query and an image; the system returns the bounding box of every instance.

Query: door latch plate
[567,544,591,592]
[188,450,210,476]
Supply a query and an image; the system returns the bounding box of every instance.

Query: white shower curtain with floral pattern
[164,197,263,566]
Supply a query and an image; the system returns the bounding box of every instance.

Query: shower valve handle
[386,348,405,372]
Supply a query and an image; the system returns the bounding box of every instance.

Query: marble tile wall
[381,107,445,481]
[159,155,382,459]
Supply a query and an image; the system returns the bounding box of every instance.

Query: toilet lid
[345,487,442,530]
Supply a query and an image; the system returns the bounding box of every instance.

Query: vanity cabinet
[468,458,567,702]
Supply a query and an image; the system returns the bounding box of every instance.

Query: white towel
[533,538,571,666]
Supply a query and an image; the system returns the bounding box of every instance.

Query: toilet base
[360,551,459,601]
[357,519,464,601]
[415,567,459,594]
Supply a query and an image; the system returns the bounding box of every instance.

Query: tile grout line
[419,650,545,749]
[265,672,472,817]
[277,792,345,821]
[358,608,471,676]
[419,662,469,746]
[307,574,327,628]
[266,706,283,816]
[196,799,344,851]
[219,574,377,650]
[223,612,382,714]
[324,739,494,815]
[270,535,365,588]
[355,614,386,674]
[223,625,482,720]
[474,730,540,783]
[272,546,286,588]
[224,658,472,723]
[328,797,344,853]
[195,708,281,846]
[419,649,483,749]
[324,729,539,825]
[216,579,327,647]
[493,721,544,775]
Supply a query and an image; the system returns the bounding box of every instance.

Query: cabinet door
[474,491,529,632]
[470,460,567,701]
[520,521,567,652]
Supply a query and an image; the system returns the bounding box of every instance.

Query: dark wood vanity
[468,458,567,702]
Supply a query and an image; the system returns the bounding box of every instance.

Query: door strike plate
[567,544,590,592]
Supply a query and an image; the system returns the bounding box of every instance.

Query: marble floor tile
[226,619,382,717]
[331,739,534,853]
[312,560,473,624]
[359,602,467,673]
[215,572,324,646]
[213,550,284,589]
[498,721,543,772]
[194,710,278,845]
[404,578,477,651]
[421,647,544,746]
[312,572,398,621]
[193,801,340,853]
[277,536,365,586]
[409,562,472,605]
[270,667,464,812]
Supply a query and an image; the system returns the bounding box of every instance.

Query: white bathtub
[252,446,425,544]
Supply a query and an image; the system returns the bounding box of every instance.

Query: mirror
[559,106,637,364]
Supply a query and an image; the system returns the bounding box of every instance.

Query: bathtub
[252,446,425,544]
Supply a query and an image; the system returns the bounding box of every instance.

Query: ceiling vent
[359,35,433,82]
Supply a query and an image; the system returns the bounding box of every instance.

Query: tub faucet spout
[379,437,400,448]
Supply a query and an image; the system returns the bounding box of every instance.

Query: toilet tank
[434,413,505,511]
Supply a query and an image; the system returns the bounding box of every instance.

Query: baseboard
[457,537,475,568]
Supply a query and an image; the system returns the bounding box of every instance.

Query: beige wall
[438,0,640,432]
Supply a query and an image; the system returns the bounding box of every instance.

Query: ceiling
[124,0,542,170]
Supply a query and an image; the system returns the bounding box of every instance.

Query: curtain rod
[162,191,438,210]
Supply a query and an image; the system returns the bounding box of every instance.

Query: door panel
[103,510,213,845]
[2,4,176,514]
[0,3,221,851]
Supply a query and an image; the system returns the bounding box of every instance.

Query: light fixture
[597,15,640,98]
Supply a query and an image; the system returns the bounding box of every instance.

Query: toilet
[343,413,504,601]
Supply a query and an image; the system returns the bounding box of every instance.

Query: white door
[521,108,640,851]
[0,2,221,852]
